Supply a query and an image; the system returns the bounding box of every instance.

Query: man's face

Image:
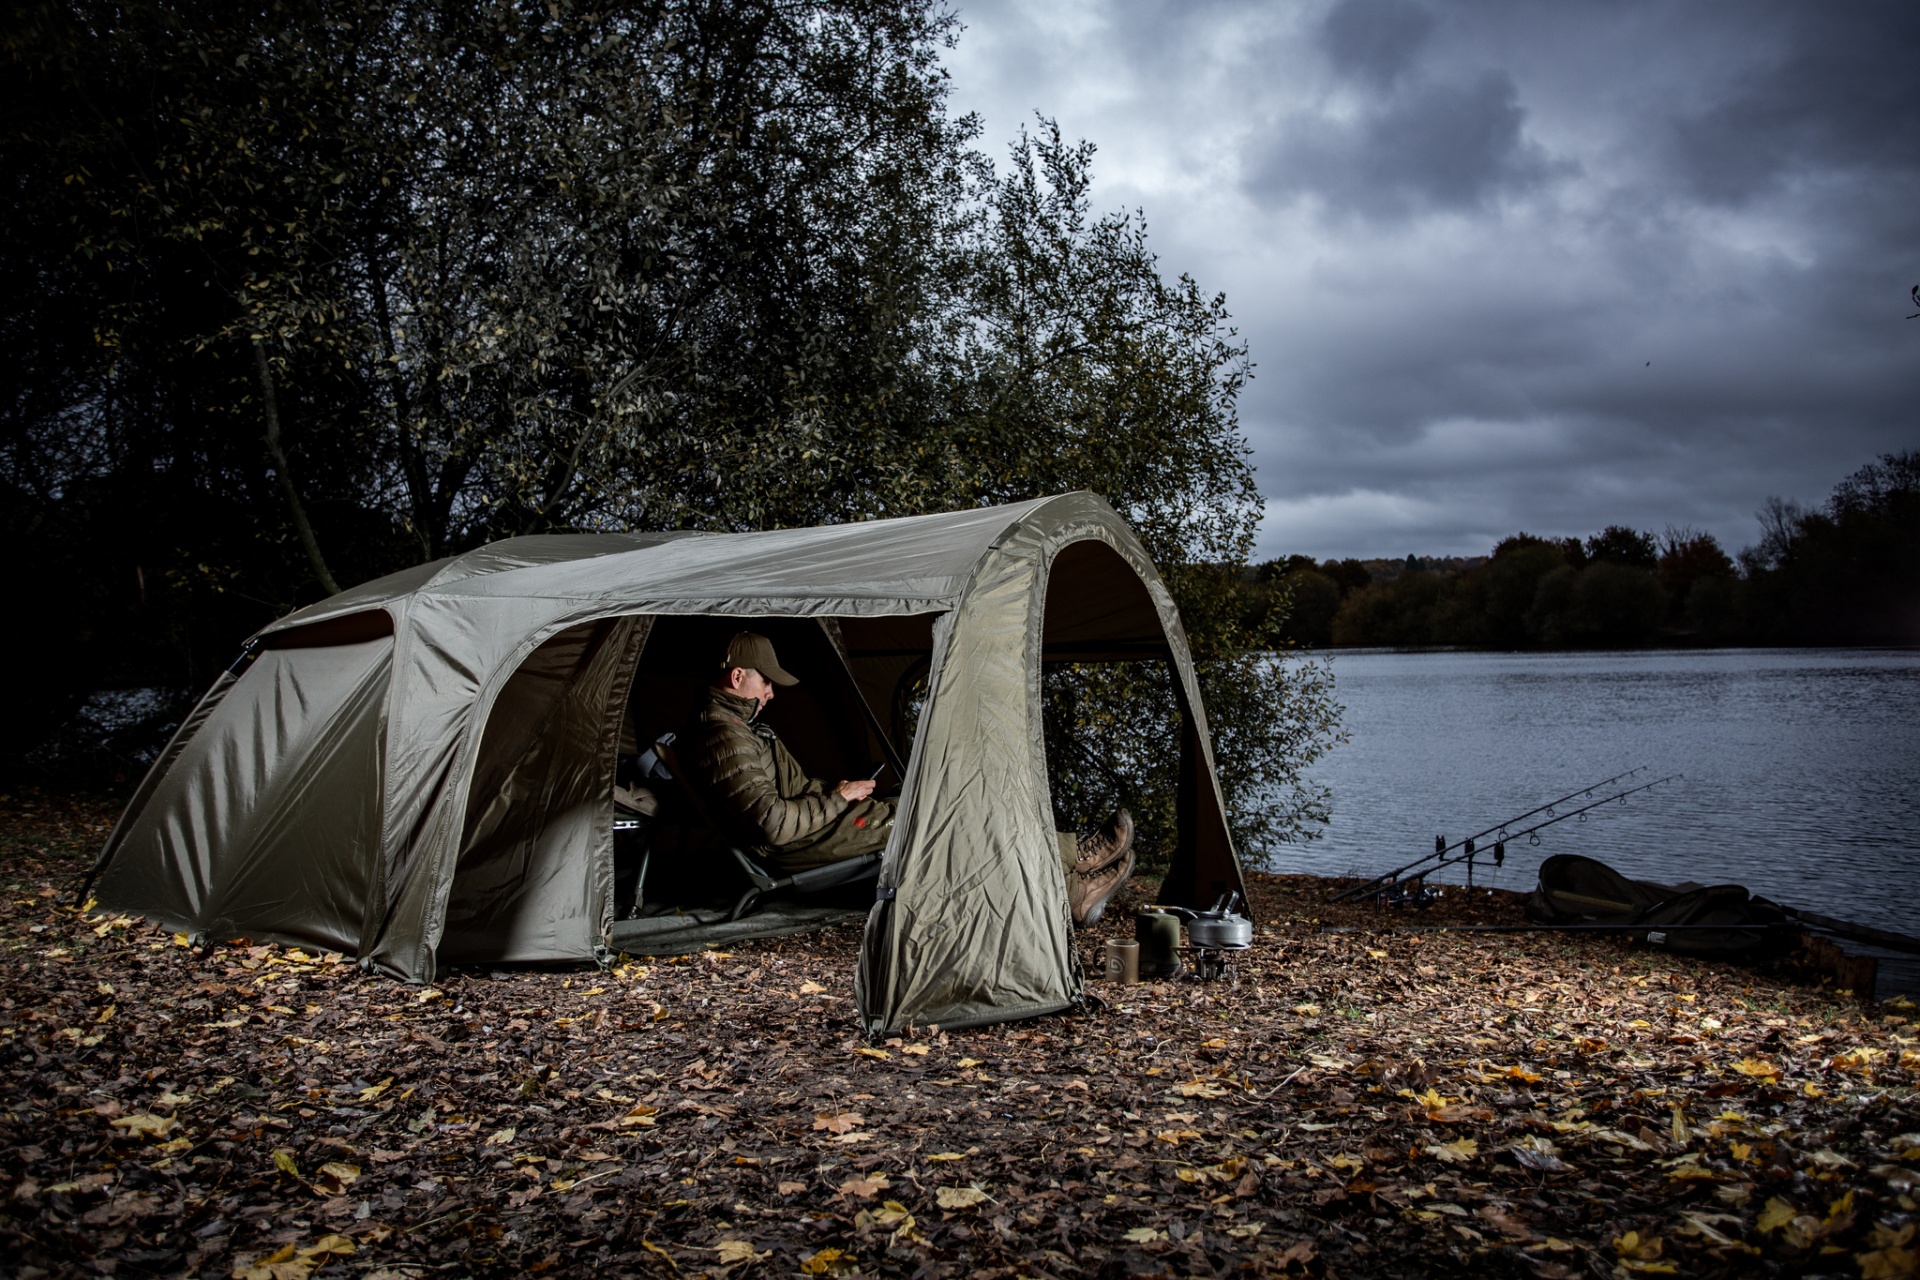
[733,667,777,712]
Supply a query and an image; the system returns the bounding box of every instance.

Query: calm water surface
[1265,648,1920,937]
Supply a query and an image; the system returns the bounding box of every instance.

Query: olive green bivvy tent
[90,493,1248,1033]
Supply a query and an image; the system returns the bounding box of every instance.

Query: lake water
[1265,648,1920,941]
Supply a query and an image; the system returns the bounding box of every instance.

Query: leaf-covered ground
[3,792,1917,1279]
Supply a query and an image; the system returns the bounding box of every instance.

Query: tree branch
[251,333,340,596]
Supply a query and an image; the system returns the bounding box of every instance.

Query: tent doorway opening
[441,612,935,962]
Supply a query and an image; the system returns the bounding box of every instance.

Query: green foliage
[1,0,1344,847]
[1739,451,1920,644]
[1285,453,1916,651]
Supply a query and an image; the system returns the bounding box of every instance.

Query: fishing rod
[1330,766,1653,903]
[1390,772,1683,896]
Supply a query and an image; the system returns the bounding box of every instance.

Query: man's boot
[1072,846,1135,928]
[1073,808,1134,876]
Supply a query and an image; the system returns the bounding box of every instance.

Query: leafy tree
[1657,527,1737,634]
[2,4,1344,851]
[1741,451,1920,644]
[950,124,1338,856]
[1584,525,1658,569]
[1479,535,1572,648]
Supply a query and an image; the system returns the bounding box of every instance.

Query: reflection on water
[1264,648,1920,938]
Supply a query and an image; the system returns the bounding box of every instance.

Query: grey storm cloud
[943,0,1919,560]
[1319,0,1433,87]
[1246,67,1564,219]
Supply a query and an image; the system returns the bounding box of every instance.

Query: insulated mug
[1103,939,1140,983]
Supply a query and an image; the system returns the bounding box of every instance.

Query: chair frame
[649,736,881,922]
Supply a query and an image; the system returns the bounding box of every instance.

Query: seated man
[682,631,1136,925]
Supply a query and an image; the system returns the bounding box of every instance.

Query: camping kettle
[1135,909,1184,978]
[1164,893,1253,949]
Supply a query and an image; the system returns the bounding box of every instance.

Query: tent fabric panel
[424,500,1047,606]
[91,668,241,886]
[439,617,645,965]
[262,557,450,636]
[858,527,1078,1034]
[1030,502,1248,917]
[93,638,392,955]
[368,593,579,979]
[260,533,691,639]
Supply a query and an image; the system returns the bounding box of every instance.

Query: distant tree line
[1246,451,1920,650]
[1,0,1341,851]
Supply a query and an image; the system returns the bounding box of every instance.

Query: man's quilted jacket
[683,688,847,850]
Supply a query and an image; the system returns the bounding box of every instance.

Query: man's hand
[835,779,877,802]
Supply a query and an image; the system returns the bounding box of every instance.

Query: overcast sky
[941,0,1919,561]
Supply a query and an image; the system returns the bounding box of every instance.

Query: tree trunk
[251,334,341,596]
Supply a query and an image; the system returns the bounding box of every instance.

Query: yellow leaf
[956,1058,983,1068]
[901,1044,929,1056]
[1177,1080,1229,1098]
[1672,1108,1689,1147]
[1732,1058,1781,1079]
[414,989,443,1003]
[1613,1230,1663,1261]
[296,1235,355,1258]
[1757,1197,1797,1233]
[485,1128,516,1146]
[714,1240,768,1265]
[838,1174,890,1198]
[1428,1139,1478,1164]
[358,1078,393,1102]
[1292,1003,1322,1016]
[95,1004,115,1023]
[926,1152,966,1162]
[273,1148,301,1178]
[110,1113,178,1139]
[800,1245,856,1275]
[799,981,828,994]
[317,1162,360,1187]
[579,987,605,997]
[936,1185,989,1209]
[620,1105,657,1128]
[1804,1081,1827,1097]
[1124,1226,1167,1243]
[1368,948,1389,959]
[1861,1246,1920,1280]
[853,1047,890,1060]
[1154,1129,1203,1145]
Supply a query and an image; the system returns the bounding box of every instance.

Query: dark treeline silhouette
[1246,451,1920,650]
